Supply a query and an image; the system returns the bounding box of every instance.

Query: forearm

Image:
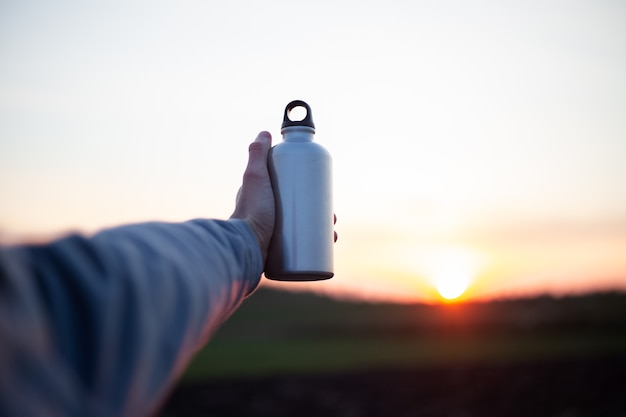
[0,218,263,416]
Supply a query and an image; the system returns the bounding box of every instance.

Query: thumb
[244,131,272,177]
[231,131,276,262]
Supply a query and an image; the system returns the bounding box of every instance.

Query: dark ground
[160,355,626,417]
[159,290,626,416]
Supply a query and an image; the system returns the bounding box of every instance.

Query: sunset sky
[1,1,625,303]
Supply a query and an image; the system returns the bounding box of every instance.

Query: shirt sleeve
[0,218,263,417]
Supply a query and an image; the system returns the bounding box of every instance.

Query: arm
[0,132,274,417]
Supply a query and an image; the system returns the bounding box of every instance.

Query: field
[159,288,626,416]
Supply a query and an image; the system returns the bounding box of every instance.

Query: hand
[230,131,275,263]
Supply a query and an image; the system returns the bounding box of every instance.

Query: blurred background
[163,289,626,416]
[2,1,626,415]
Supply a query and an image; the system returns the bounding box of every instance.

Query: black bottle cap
[281,100,315,129]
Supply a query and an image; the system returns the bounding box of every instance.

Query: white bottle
[265,100,334,281]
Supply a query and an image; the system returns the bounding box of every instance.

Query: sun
[425,247,482,301]
[434,264,470,300]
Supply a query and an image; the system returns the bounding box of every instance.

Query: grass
[183,333,626,381]
[181,289,626,381]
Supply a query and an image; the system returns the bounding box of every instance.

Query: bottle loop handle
[281,100,315,129]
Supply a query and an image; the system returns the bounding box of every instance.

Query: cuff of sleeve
[228,219,264,296]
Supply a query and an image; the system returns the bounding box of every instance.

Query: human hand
[230,131,275,263]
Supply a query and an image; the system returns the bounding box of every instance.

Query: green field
[182,288,626,381]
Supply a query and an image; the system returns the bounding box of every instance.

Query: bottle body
[265,125,334,281]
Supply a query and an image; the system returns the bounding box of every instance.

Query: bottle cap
[281,100,315,130]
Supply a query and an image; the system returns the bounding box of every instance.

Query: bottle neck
[280,126,315,142]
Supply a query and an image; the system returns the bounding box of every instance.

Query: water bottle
[265,100,334,281]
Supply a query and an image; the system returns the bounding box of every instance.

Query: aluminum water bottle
[265,100,334,281]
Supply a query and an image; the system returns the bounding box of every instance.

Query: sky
[1,0,625,303]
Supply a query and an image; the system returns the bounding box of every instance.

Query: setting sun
[435,267,470,300]
[425,247,484,301]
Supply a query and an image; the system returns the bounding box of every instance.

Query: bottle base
[264,271,334,282]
